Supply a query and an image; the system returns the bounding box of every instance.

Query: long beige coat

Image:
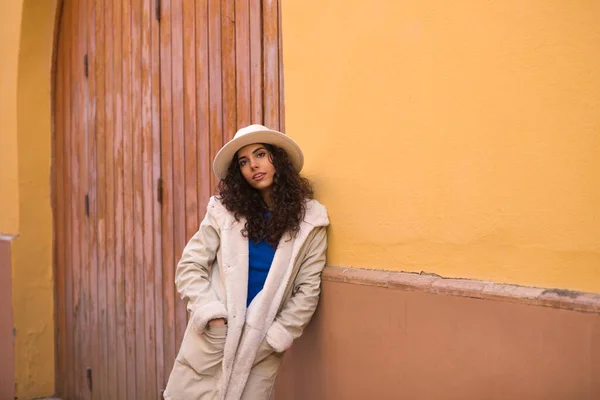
[163,196,329,400]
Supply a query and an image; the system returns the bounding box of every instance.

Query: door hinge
[157,178,163,204]
[84,54,89,78]
[155,0,161,21]
[86,367,93,391]
[85,193,90,217]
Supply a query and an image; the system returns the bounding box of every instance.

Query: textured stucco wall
[0,0,58,397]
[281,0,600,293]
[0,0,23,235]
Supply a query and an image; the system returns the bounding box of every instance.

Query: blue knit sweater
[247,239,276,306]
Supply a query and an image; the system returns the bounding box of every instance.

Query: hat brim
[212,129,304,179]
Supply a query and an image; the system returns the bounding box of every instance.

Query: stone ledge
[322,266,600,314]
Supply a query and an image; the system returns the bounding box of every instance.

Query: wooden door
[53,0,284,398]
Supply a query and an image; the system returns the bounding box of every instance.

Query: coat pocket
[177,321,228,377]
[253,338,276,367]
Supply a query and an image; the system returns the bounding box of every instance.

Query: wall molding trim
[323,266,600,314]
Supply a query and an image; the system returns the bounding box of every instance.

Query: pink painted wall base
[275,268,600,399]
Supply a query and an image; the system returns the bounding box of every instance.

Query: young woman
[163,124,329,400]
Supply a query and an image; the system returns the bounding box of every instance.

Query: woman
[163,124,329,400]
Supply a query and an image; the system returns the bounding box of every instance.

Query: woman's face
[237,143,276,194]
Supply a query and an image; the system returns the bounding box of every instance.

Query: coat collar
[302,199,330,228]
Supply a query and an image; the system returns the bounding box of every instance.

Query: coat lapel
[226,221,316,399]
[218,217,249,398]
[221,217,248,318]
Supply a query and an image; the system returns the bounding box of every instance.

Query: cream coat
[163,196,329,400]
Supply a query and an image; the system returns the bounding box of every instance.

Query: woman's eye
[239,160,247,167]
[257,152,266,158]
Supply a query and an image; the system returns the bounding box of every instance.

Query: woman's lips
[252,173,266,181]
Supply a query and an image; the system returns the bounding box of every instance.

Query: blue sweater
[247,239,276,306]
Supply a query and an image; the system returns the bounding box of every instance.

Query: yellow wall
[282,1,600,293]
[0,0,23,235]
[0,0,57,398]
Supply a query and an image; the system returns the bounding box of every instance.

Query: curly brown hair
[217,144,313,247]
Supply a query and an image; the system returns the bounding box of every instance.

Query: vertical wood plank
[122,0,138,398]
[249,0,263,124]
[222,0,237,142]
[70,0,83,395]
[113,0,128,397]
[196,0,211,213]
[171,0,188,345]
[104,0,119,396]
[85,0,99,398]
[152,0,165,392]
[72,1,82,395]
[160,0,177,383]
[63,4,74,392]
[131,0,147,396]
[94,0,108,396]
[183,0,200,258]
[196,0,213,214]
[278,0,285,131]
[262,0,279,129]
[79,1,92,397]
[236,0,251,129]
[142,0,158,397]
[78,3,88,397]
[208,0,223,193]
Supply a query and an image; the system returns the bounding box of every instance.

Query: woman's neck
[260,189,273,208]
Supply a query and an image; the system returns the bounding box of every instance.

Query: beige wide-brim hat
[212,124,304,179]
